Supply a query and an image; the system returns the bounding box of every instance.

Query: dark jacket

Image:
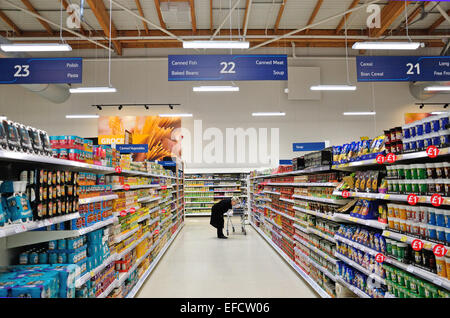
[210,199,232,229]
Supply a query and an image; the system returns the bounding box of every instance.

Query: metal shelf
[250,166,331,179]
[6,216,117,248]
[79,194,118,205]
[76,254,117,288]
[264,205,296,221]
[251,222,331,298]
[293,206,339,221]
[112,184,161,191]
[185,212,211,216]
[0,212,80,239]
[114,226,140,244]
[137,196,161,203]
[308,227,336,243]
[267,182,338,187]
[309,260,337,282]
[382,230,449,251]
[292,194,348,205]
[116,231,151,260]
[334,235,380,257]
[97,280,118,298]
[333,213,387,230]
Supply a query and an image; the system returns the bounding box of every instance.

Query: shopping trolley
[225,204,248,236]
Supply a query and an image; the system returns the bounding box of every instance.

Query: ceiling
[0,0,448,55]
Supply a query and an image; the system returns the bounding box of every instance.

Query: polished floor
[137,217,318,298]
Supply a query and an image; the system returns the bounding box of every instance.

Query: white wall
[0,53,448,170]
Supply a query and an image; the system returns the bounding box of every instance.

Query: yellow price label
[400,236,408,242]
[384,195,390,200]
[424,243,432,249]
[384,231,390,237]
[90,271,94,278]
[350,217,358,223]
[444,198,450,205]
[418,197,427,203]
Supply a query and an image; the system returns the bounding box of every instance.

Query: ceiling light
[424,86,450,92]
[310,85,357,91]
[183,41,250,49]
[65,114,99,119]
[70,87,117,93]
[193,86,239,92]
[343,112,376,116]
[252,112,286,117]
[352,41,423,50]
[0,43,72,52]
[284,88,289,93]
[158,114,193,117]
[431,112,448,115]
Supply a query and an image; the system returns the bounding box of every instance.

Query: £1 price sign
[431,194,444,207]
[411,239,424,251]
[115,166,122,173]
[386,153,397,164]
[129,207,136,214]
[426,146,439,159]
[342,190,350,199]
[161,185,167,190]
[375,253,386,263]
[123,184,130,191]
[407,194,419,206]
[433,244,448,257]
[376,154,386,164]
[119,210,127,217]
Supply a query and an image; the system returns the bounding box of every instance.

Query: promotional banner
[356,56,450,82]
[98,116,182,161]
[168,54,288,81]
[404,113,435,124]
[0,57,82,84]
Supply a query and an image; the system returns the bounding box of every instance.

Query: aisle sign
[116,144,148,153]
[168,55,287,81]
[293,142,325,152]
[356,56,450,82]
[0,57,82,84]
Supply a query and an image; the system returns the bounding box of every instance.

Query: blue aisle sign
[157,161,177,167]
[293,142,326,152]
[168,54,288,81]
[116,144,148,153]
[279,160,293,165]
[356,56,450,82]
[0,57,82,84]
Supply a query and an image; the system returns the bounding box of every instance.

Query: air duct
[409,81,450,100]
[0,36,71,104]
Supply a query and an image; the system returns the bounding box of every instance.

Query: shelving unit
[184,172,249,217]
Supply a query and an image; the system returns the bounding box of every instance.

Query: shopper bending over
[210,196,240,239]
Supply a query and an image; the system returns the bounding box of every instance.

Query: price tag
[376,154,386,164]
[430,194,444,207]
[129,207,136,214]
[119,210,127,217]
[433,244,448,257]
[384,231,390,237]
[426,145,439,158]
[384,194,391,200]
[155,230,159,234]
[342,190,350,199]
[90,271,94,278]
[411,239,424,251]
[424,243,432,249]
[161,185,167,190]
[123,184,130,191]
[115,166,122,173]
[14,227,23,234]
[400,236,408,242]
[433,279,443,287]
[406,266,414,273]
[375,253,386,263]
[407,194,419,206]
[386,153,397,163]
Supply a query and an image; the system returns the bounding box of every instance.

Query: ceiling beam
[396,1,430,32]
[86,0,122,55]
[210,0,241,40]
[21,0,53,35]
[0,10,22,35]
[189,0,196,32]
[154,0,166,29]
[274,0,286,33]
[428,9,450,33]
[305,0,323,34]
[59,0,88,36]
[134,0,149,34]
[335,0,359,34]
[371,1,411,37]
[242,0,252,37]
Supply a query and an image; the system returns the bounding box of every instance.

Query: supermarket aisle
[137,217,318,298]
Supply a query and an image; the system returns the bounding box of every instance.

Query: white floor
[136,217,319,298]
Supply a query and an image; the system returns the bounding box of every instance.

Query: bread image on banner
[98,116,182,161]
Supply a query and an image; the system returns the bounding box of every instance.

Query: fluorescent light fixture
[158,113,193,117]
[252,112,286,117]
[69,87,117,93]
[431,112,448,115]
[284,88,289,93]
[425,86,450,92]
[65,114,100,119]
[352,41,423,50]
[193,86,239,92]
[183,41,250,49]
[0,43,72,52]
[310,85,357,91]
[343,112,376,116]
